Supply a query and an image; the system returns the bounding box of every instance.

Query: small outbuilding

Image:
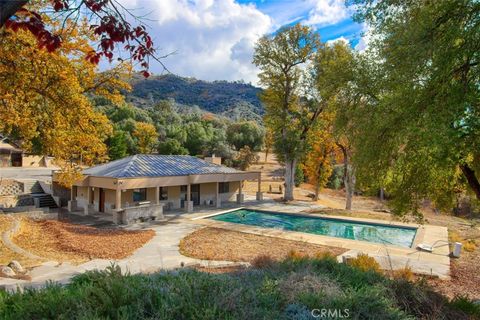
[53,154,262,224]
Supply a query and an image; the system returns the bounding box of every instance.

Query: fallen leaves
[13,218,155,264]
[179,227,346,263]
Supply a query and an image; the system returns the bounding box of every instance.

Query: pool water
[210,209,417,248]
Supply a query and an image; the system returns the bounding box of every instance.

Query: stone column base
[256,192,263,201]
[83,204,94,216]
[185,201,194,213]
[236,193,245,204]
[67,200,77,212]
[216,199,222,208]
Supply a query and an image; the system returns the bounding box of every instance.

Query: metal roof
[83,155,241,178]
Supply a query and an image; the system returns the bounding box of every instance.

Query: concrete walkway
[0,220,244,291]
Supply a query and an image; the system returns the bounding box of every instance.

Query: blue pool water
[210,209,417,248]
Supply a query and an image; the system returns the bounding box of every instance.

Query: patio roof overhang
[54,171,261,190]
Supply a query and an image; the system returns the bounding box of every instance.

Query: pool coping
[190,207,450,279]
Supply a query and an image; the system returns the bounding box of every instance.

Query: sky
[116,0,366,84]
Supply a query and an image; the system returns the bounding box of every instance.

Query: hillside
[126,74,264,122]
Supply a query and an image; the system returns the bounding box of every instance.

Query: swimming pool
[209,209,417,248]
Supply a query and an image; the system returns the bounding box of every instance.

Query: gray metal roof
[83,155,241,178]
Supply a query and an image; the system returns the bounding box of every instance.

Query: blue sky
[117,0,366,84]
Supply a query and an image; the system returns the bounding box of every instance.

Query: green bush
[327,165,344,190]
[0,258,475,320]
[294,164,305,187]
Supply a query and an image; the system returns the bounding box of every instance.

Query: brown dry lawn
[12,218,155,265]
[179,227,346,263]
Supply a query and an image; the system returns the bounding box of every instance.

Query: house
[0,137,23,167]
[53,154,262,224]
[0,134,52,168]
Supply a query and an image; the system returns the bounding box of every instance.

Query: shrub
[462,240,477,252]
[0,258,474,319]
[449,295,480,317]
[294,164,305,187]
[278,272,342,303]
[348,254,381,273]
[251,255,275,269]
[392,267,415,282]
[314,251,336,260]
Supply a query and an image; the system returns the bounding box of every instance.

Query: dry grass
[13,218,155,264]
[179,227,346,263]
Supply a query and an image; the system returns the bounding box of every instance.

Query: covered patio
[52,155,262,224]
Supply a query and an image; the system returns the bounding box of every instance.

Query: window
[133,188,147,202]
[159,187,168,201]
[219,182,229,194]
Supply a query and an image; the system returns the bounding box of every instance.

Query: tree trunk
[314,183,319,201]
[0,0,28,27]
[337,142,355,210]
[460,164,480,200]
[284,157,296,201]
[345,168,356,211]
[379,187,385,201]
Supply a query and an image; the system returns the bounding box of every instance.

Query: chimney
[205,154,222,165]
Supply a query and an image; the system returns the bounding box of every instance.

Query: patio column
[68,186,77,212]
[155,186,160,205]
[216,182,221,208]
[256,172,263,201]
[115,189,122,210]
[186,184,193,212]
[84,186,93,216]
[236,180,244,204]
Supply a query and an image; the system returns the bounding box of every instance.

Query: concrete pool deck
[190,205,451,279]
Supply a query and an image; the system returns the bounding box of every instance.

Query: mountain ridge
[125,74,264,122]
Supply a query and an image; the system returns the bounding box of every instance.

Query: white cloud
[304,0,350,26]
[354,23,372,52]
[118,0,272,84]
[326,36,349,46]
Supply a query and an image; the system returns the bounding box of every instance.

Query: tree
[253,24,322,201]
[348,0,480,217]
[158,138,188,155]
[226,121,264,151]
[234,146,259,171]
[1,0,161,76]
[0,20,130,185]
[314,41,358,210]
[263,128,274,162]
[184,122,215,156]
[304,118,335,201]
[108,130,128,160]
[133,122,157,154]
